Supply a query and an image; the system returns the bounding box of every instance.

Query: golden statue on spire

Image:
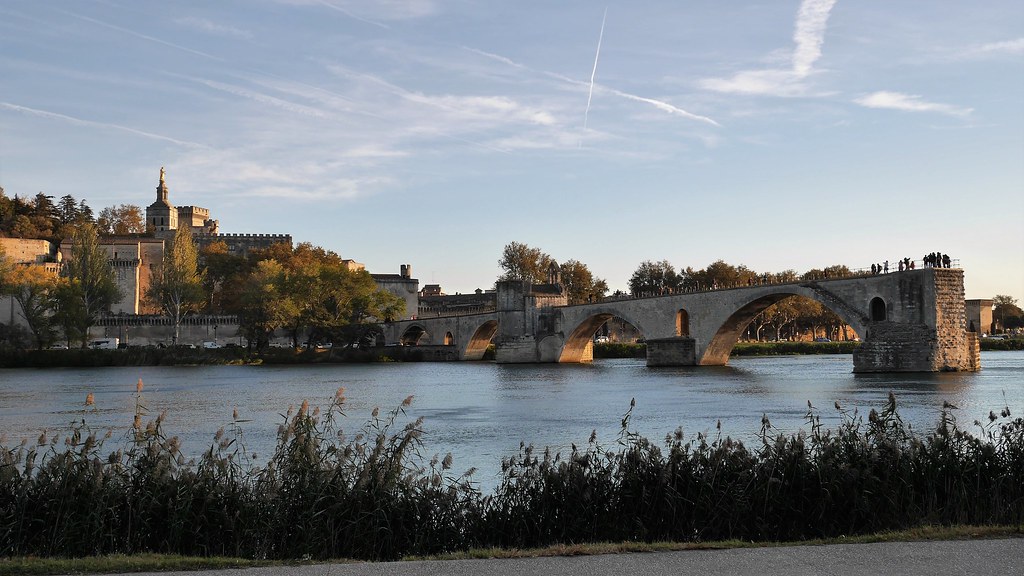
[159,166,166,185]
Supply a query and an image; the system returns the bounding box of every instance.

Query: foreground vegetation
[1,525,1019,575]
[2,388,1022,562]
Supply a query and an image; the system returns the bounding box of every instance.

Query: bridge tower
[493,279,570,363]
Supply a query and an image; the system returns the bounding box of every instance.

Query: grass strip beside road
[2,525,1020,575]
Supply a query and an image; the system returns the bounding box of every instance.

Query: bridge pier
[852,269,980,372]
[645,337,696,367]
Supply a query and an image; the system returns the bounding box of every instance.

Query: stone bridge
[382,267,979,372]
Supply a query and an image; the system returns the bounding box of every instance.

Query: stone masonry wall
[646,337,696,367]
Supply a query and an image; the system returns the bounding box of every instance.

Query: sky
[1,0,1022,303]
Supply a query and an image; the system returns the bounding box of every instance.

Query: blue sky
[1,1,1022,302]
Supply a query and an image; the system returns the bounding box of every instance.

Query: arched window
[870,297,887,321]
[445,331,454,345]
[676,309,690,336]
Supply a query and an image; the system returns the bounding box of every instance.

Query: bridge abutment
[646,337,696,367]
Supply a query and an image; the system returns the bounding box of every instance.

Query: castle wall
[0,238,56,264]
[90,315,241,347]
[194,233,293,256]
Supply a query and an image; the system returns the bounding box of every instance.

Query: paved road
[103,538,1022,576]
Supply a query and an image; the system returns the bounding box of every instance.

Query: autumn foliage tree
[227,243,405,349]
[57,223,121,346]
[146,227,206,345]
[3,265,62,349]
[96,204,145,235]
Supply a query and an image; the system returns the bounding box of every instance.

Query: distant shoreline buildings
[1,168,491,341]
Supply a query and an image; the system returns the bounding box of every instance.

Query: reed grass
[1,387,1021,561]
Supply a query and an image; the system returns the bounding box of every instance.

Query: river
[2,351,1022,488]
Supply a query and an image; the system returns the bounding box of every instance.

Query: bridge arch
[700,290,867,366]
[463,319,498,360]
[558,307,648,363]
[400,324,428,345]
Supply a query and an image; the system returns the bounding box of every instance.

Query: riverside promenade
[112,538,1021,576]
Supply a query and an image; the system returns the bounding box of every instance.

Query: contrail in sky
[583,7,607,130]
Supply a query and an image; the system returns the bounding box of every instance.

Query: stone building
[965,299,994,335]
[62,168,292,315]
[0,238,58,264]
[418,288,496,317]
[371,264,419,320]
[146,167,218,237]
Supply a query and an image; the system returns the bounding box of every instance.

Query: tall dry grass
[1,386,1022,560]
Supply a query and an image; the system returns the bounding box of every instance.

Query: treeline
[1,393,1021,560]
[0,187,146,242]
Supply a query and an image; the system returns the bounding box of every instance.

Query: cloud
[0,102,206,147]
[969,38,1024,56]
[853,91,972,116]
[466,48,719,127]
[792,0,838,76]
[185,77,330,119]
[54,8,224,61]
[174,17,253,40]
[700,0,838,96]
[280,0,437,24]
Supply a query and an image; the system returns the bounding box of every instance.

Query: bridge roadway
[382,267,978,372]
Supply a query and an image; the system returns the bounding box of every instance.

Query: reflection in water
[1,352,1021,488]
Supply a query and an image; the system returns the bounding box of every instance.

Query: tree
[51,280,88,348]
[235,259,289,349]
[628,260,681,296]
[802,265,853,281]
[96,204,145,235]
[4,265,61,349]
[199,240,247,313]
[56,195,80,225]
[992,295,1023,332]
[0,244,11,289]
[498,241,554,283]
[683,260,758,290]
[559,259,608,304]
[58,223,122,346]
[241,242,406,348]
[309,267,406,347]
[146,227,206,345]
[77,199,95,224]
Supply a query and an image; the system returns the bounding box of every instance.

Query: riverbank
[1,338,1019,368]
[0,345,429,368]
